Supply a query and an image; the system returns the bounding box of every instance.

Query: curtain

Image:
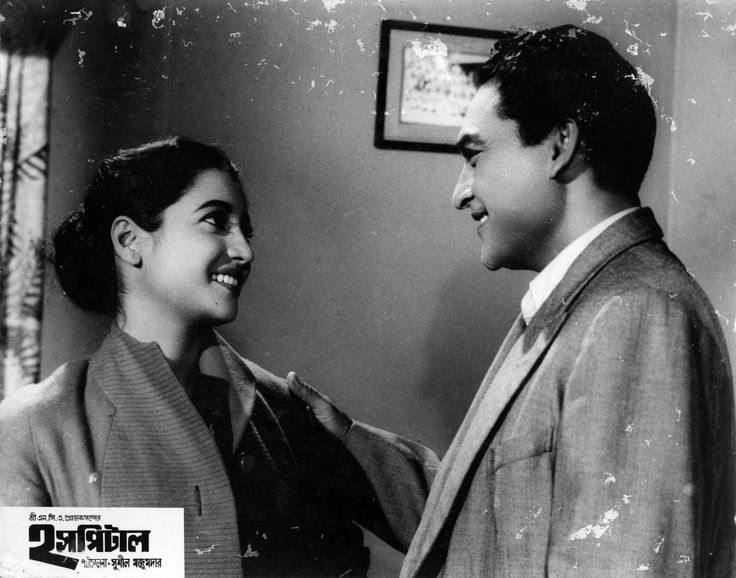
[0,48,50,398]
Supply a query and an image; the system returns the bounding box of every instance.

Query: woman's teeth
[212,273,239,287]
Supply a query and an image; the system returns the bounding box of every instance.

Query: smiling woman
[0,137,381,577]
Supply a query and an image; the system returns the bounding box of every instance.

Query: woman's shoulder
[238,357,314,423]
[0,360,89,424]
[243,358,287,393]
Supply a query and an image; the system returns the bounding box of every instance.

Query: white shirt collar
[520,207,638,325]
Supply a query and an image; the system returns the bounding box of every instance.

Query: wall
[667,0,736,367]
[40,0,683,574]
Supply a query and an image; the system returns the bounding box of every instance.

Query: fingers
[287,371,327,408]
[286,371,352,439]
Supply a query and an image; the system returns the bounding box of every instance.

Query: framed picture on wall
[375,19,504,153]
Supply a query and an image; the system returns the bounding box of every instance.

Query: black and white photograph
[1,0,735,576]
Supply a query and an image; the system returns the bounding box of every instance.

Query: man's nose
[452,164,474,210]
[228,229,254,264]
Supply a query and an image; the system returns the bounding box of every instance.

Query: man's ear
[111,216,144,267]
[548,119,581,181]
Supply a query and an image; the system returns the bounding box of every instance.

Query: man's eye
[460,147,484,166]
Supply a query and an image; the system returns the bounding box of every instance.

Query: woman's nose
[452,164,474,210]
[228,229,253,263]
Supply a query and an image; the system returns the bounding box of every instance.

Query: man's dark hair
[478,24,656,196]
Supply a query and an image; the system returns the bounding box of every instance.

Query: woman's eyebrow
[194,199,233,212]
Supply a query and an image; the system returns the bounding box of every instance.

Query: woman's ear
[111,216,144,267]
[548,119,581,181]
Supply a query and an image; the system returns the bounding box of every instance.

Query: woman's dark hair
[51,136,245,315]
[478,25,656,197]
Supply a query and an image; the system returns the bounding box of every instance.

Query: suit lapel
[402,208,664,578]
[90,325,244,571]
[402,313,568,577]
[91,325,234,507]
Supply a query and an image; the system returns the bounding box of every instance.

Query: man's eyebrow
[456,133,486,159]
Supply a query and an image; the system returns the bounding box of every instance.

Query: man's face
[452,83,563,272]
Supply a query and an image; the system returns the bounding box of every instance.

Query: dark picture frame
[374,19,504,153]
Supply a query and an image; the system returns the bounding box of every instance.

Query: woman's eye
[203,213,228,230]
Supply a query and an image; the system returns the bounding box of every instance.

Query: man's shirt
[521,207,639,324]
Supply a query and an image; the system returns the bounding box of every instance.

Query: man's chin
[480,251,503,271]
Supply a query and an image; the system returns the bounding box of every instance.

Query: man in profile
[290,24,735,576]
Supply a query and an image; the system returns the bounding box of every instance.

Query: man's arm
[288,373,440,552]
[547,291,735,576]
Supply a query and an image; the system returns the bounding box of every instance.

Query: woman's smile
[211,273,242,292]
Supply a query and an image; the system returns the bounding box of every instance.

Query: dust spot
[323,0,346,11]
[624,20,651,54]
[194,544,218,555]
[654,536,664,553]
[77,49,86,68]
[64,9,93,26]
[306,19,339,33]
[240,543,259,558]
[636,564,651,571]
[410,38,448,58]
[661,111,677,132]
[622,494,632,504]
[88,472,98,484]
[681,483,695,497]
[152,8,166,29]
[634,67,654,94]
[569,508,619,540]
[564,0,602,24]
[515,506,543,540]
[677,554,691,564]
[675,408,681,422]
[604,472,616,486]
[625,423,634,436]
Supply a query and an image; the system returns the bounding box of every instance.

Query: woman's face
[136,168,253,329]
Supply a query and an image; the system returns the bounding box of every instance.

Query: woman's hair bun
[50,205,118,315]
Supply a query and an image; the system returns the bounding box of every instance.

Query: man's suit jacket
[0,325,373,577]
[345,208,735,576]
